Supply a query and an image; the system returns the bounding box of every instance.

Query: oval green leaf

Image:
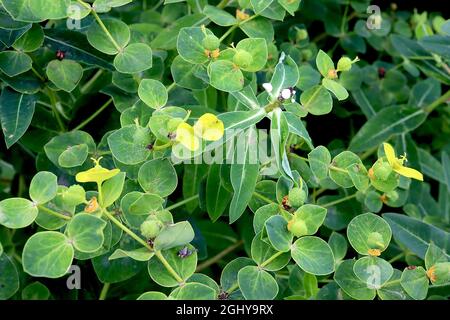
[291,236,335,275]
[0,197,38,229]
[22,231,74,278]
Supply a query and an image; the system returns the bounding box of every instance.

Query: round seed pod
[233,49,253,69]
[337,57,353,72]
[202,35,220,51]
[296,29,308,41]
[373,161,393,181]
[140,218,162,239]
[288,187,306,207]
[288,218,308,237]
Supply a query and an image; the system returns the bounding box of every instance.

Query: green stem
[46,88,65,132]
[18,142,36,159]
[17,175,26,197]
[152,141,173,151]
[264,101,281,113]
[217,0,231,9]
[384,279,401,286]
[253,192,276,205]
[328,39,341,56]
[226,283,240,294]
[260,251,284,268]
[196,240,244,272]
[359,146,378,161]
[166,82,176,93]
[425,90,450,113]
[97,182,103,208]
[165,194,199,211]
[151,0,164,10]
[289,153,308,162]
[312,188,326,199]
[97,150,112,156]
[388,252,405,264]
[38,205,72,220]
[289,153,348,174]
[409,56,438,61]
[318,279,333,284]
[219,25,237,43]
[99,282,110,300]
[31,66,46,82]
[102,209,152,250]
[80,69,104,94]
[312,32,327,43]
[77,0,122,52]
[12,251,22,264]
[321,193,357,208]
[219,14,259,42]
[155,250,184,284]
[329,165,348,174]
[340,4,349,35]
[102,209,184,285]
[73,98,113,131]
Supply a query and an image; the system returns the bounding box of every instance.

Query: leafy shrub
[0,0,449,301]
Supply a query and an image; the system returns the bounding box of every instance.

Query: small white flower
[281,88,292,99]
[291,98,295,103]
[262,83,273,93]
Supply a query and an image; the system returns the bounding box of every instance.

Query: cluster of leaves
[0,0,449,301]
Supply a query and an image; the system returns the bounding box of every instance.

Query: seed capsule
[287,218,308,237]
[288,187,306,207]
[202,35,220,51]
[233,49,253,69]
[373,161,393,181]
[140,219,162,239]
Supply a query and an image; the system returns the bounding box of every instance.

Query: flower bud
[140,218,162,239]
[296,29,308,41]
[288,187,306,207]
[233,49,253,69]
[202,35,220,51]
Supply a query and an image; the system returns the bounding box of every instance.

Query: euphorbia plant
[0,0,449,301]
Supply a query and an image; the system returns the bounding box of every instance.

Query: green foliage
[46,59,83,92]
[22,231,74,278]
[66,213,107,253]
[138,79,167,109]
[0,0,448,302]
